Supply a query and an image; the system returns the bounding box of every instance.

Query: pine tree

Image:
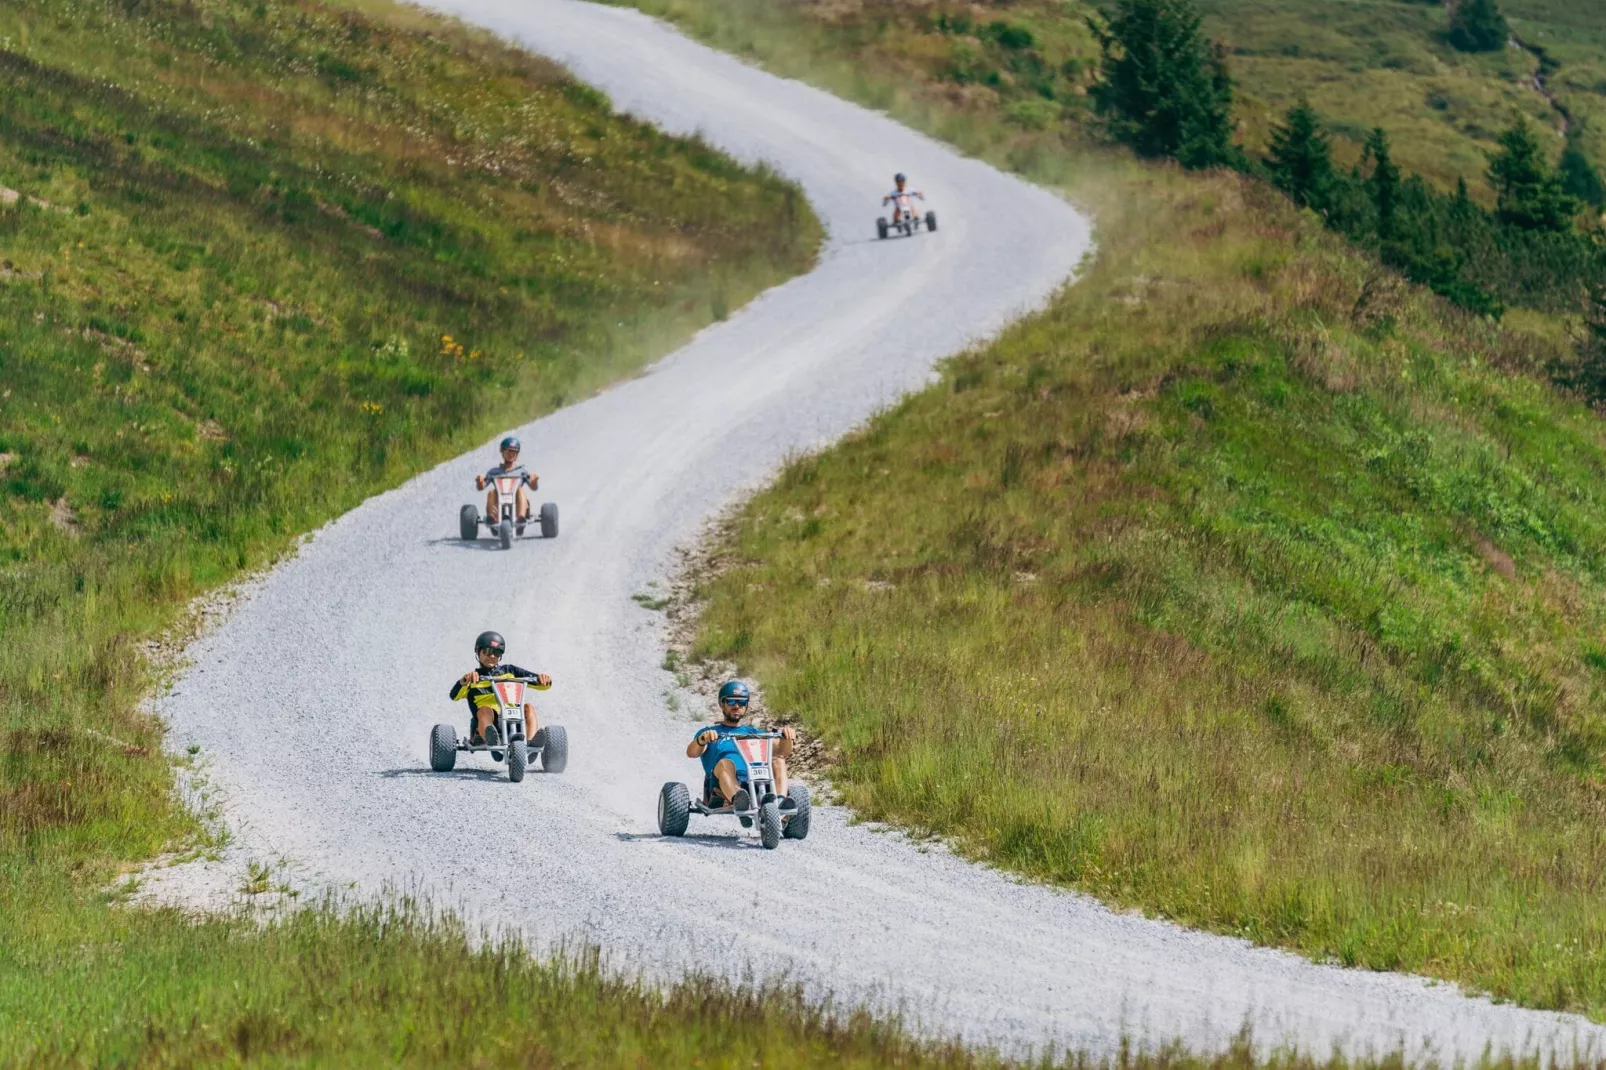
[1567,280,1606,403]
[1559,129,1605,209]
[1088,0,1237,169]
[1487,116,1580,231]
[1267,98,1335,213]
[1363,127,1400,242]
[1447,0,1509,53]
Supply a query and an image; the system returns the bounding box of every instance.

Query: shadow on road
[614,830,754,852]
[376,767,504,781]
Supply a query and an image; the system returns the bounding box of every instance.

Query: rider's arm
[450,677,473,701]
[687,728,717,758]
[502,664,551,689]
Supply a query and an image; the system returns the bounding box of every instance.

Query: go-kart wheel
[507,740,527,782]
[926,210,938,233]
[782,783,812,840]
[658,782,691,837]
[539,501,558,539]
[876,217,888,240]
[430,723,457,772]
[498,519,513,550]
[459,505,479,541]
[758,798,782,850]
[536,725,568,774]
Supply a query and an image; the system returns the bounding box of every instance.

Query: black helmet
[499,436,521,453]
[474,631,506,656]
[894,172,906,183]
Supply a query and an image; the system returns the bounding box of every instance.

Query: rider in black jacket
[450,630,550,746]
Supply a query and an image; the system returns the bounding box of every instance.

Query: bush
[1447,0,1509,53]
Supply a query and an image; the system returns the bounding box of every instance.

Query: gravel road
[153,0,1606,1060]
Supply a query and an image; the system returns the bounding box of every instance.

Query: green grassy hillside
[617,0,1606,1023]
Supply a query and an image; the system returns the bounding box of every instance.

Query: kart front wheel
[658,782,691,837]
[459,505,479,541]
[926,210,938,232]
[498,519,514,550]
[536,725,568,774]
[758,798,782,850]
[539,501,559,539]
[430,723,457,772]
[507,740,527,782]
[876,217,888,240]
[782,783,812,841]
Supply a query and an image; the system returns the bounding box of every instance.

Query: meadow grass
[608,0,1606,1025]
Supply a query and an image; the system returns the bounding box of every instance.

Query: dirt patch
[49,497,80,535]
[1475,536,1517,580]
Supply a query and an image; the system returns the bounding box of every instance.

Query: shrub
[1447,0,1509,53]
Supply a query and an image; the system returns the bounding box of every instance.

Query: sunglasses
[479,649,503,659]
[720,698,748,708]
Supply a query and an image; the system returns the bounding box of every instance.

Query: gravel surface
[153,0,1606,1060]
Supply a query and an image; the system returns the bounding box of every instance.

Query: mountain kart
[877,192,937,240]
[460,474,558,549]
[657,731,811,849]
[429,674,568,782]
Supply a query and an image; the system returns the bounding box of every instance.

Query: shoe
[738,816,753,828]
[730,788,751,814]
[778,795,797,812]
[481,724,500,748]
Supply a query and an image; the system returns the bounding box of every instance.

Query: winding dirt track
[155,0,1606,1059]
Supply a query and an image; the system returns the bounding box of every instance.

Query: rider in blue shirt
[685,680,796,813]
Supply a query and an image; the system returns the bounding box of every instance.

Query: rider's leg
[484,488,497,519]
[712,758,745,806]
[522,702,539,739]
[772,755,790,798]
[515,485,532,521]
[474,705,495,743]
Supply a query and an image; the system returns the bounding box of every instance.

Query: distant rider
[449,630,551,747]
[685,680,797,813]
[476,435,537,529]
[882,172,924,224]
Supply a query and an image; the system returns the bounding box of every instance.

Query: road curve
[155,0,1606,1060]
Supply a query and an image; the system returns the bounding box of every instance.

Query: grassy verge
[615,0,1606,1024]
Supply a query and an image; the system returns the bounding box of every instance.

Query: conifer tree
[1363,127,1400,241]
[1487,116,1580,231]
[1088,0,1237,169]
[1559,130,1605,209]
[1267,98,1335,213]
[1448,0,1509,53]
[1567,280,1606,403]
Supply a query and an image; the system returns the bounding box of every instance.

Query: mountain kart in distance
[657,731,811,849]
[429,674,568,783]
[460,474,557,549]
[877,192,937,240]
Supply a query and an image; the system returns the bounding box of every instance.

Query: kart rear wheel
[507,740,527,782]
[759,799,782,850]
[459,505,479,541]
[536,725,568,773]
[926,210,938,232]
[539,501,559,539]
[430,723,457,772]
[498,519,513,550]
[876,217,888,240]
[782,783,812,840]
[658,782,691,837]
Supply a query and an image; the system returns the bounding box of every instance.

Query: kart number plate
[496,477,519,496]
[493,680,525,706]
[736,738,771,764]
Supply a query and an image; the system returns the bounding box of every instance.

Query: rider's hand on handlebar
[475,475,486,490]
[462,671,479,685]
[534,673,551,688]
[696,729,719,746]
[779,726,797,741]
